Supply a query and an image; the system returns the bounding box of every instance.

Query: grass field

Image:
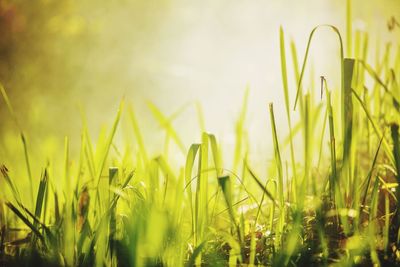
[1,2,400,267]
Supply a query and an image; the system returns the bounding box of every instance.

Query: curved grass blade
[293,25,344,111]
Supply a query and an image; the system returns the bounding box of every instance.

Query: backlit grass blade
[156,155,178,203]
[1,165,24,206]
[233,86,250,172]
[368,176,380,264]
[269,103,284,208]
[5,202,45,243]
[207,133,222,176]
[245,163,278,208]
[390,123,400,225]
[303,94,312,194]
[218,175,243,259]
[0,84,34,204]
[342,58,355,166]
[360,136,383,209]
[108,167,118,260]
[109,171,134,209]
[293,25,344,111]
[341,58,355,196]
[128,105,148,165]
[96,100,124,181]
[0,83,19,127]
[280,26,297,181]
[186,241,206,267]
[80,108,96,181]
[147,101,185,154]
[317,98,328,171]
[233,87,249,172]
[346,0,352,56]
[63,137,69,190]
[218,176,235,226]
[326,89,337,199]
[196,133,209,240]
[94,101,123,215]
[352,88,394,164]
[290,39,301,85]
[33,169,48,230]
[20,133,34,205]
[196,101,206,133]
[360,60,400,111]
[184,143,200,238]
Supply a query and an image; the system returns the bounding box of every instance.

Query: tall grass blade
[5,202,44,243]
[390,123,400,225]
[147,101,185,153]
[269,103,284,208]
[293,25,344,111]
[280,26,297,182]
[20,133,34,205]
[129,105,148,165]
[33,169,48,230]
[233,88,249,172]
[185,143,200,239]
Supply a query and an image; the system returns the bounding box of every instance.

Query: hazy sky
[0,0,399,165]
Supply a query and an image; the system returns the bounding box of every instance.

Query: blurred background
[0,0,399,169]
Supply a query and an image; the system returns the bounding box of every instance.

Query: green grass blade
[326,89,337,199]
[218,176,235,225]
[109,167,118,259]
[269,103,284,207]
[128,105,148,165]
[5,202,45,243]
[96,101,124,181]
[346,0,352,56]
[360,136,383,209]
[390,123,400,225]
[185,143,201,238]
[360,60,400,111]
[218,175,243,259]
[352,88,394,164]
[33,169,48,229]
[1,165,24,206]
[94,101,123,217]
[280,26,297,181]
[186,241,206,267]
[233,87,249,171]
[342,58,355,196]
[0,84,34,204]
[245,163,278,208]
[207,133,222,176]
[20,133,34,205]
[293,25,344,110]
[0,83,18,127]
[342,58,355,165]
[147,101,185,154]
[196,102,206,133]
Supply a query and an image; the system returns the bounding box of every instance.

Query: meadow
[1,2,400,267]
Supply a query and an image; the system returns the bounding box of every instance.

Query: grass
[1,5,400,267]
